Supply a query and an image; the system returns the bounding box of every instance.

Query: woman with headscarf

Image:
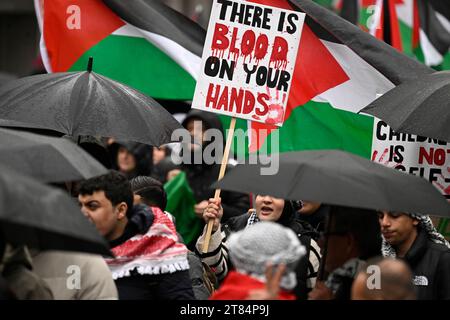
[195,195,321,300]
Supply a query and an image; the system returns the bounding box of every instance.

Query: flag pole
[202,116,237,253]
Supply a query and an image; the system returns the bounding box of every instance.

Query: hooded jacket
[167,110,250,222]
[110,141,153,179]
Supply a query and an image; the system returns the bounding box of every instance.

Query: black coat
[404,228,450,300]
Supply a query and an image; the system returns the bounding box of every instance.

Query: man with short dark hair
[130,176,167,211]
[379,211,450,300]
[78,171,195,300]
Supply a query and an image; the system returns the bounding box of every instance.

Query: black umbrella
[213,150,450,217]
[0,72,16,87]
[360,71,450,142]
[0,165,111,256]
[0,58,184,146]
[0,128,107,183]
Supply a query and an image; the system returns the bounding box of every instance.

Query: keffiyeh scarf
[382,214,450,258]
[105,206,189,280]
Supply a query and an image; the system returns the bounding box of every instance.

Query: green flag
[164,172,203,246]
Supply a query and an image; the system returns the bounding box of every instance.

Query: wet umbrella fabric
[0,128,107,183]
[213,150,450,217]
[0,65,184,146]
[360,71,450,142]
[0,165,111,256]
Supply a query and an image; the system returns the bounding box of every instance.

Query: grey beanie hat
[227,221,306,290]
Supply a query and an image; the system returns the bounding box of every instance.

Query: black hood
[109,141,153,179]
[278,200,296,228]
[182,109,224,140]
[180,110,225,169]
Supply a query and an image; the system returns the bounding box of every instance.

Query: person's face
[255,195,285,222]
[117,147,136,173]
[78,191,127,239]
[186,119,205,151]
[298,201,321,215]
[153,147,166,165]
[378,211,418,247]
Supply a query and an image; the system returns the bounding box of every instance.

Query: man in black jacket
[379,211,450,300]
[78,171,195,300]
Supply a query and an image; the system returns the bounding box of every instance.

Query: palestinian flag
[34,0,205,100]
[411,0,450,68]
[336,0,450,68]
[228,0,432,158]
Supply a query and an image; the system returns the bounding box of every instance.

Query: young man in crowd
[78,171,195,300]
[379,211,450,300]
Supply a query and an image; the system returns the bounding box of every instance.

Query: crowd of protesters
[0,109,449,301]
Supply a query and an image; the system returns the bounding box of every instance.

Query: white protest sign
[371,119,450,201]
[192,0,305,126]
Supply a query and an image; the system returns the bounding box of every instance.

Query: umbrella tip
[87,57,93,72]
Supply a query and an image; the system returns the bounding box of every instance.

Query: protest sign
[371,119,450,201]
[192,0,305,126]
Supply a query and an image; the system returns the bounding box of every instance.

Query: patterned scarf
[246,209,259,227]
[382,214,450,258]
[105,206,189,280]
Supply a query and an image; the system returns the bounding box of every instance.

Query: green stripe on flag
[224,101,374,159]
[164,171,202,246]
[69,35,196,100]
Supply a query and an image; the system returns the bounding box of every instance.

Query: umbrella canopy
[0,72,16,87]
[360,71,450,142]
[213,150,450,217]
[0,165,111,256]
[0,58,185,146]
[0,128,108,183]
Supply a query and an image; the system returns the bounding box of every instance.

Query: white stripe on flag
[311,40,395,112]
[113,24,202,81]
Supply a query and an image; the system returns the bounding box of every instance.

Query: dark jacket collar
[109,204,154,248]
[404,227,428,267]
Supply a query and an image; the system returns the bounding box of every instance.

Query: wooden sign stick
[202,117,237,253]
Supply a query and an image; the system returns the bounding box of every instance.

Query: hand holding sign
[195,0,304,252]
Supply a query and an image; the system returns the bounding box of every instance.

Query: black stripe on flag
[429,0,450,23]
[103,0,206,57]
[340,0,359,26]
[289,0,433,86]
[418,0,450,56]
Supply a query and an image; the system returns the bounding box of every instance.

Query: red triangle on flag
[43,0,125,71]
[247,0,349,152]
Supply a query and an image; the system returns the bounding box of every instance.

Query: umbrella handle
[317,210,332,281]
[202,117,236,253]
